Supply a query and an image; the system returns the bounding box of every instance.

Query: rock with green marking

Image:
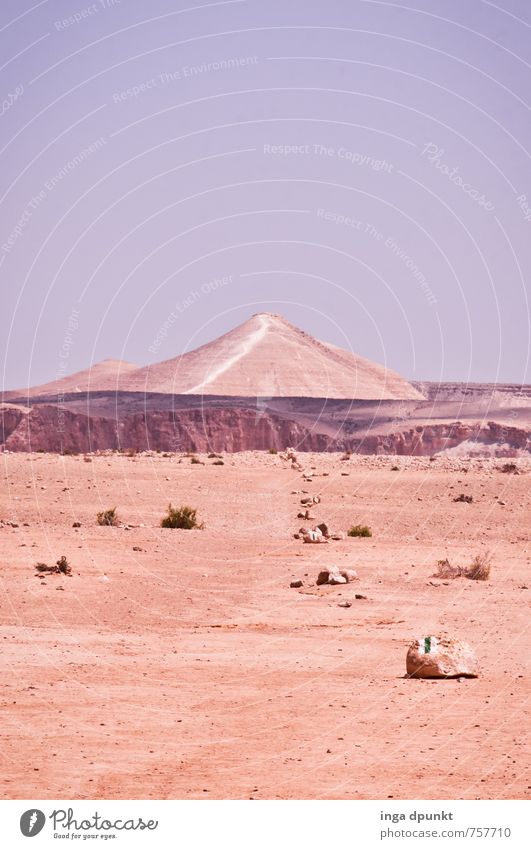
[406,636,479,679]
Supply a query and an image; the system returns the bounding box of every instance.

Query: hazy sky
[1,0,530,389]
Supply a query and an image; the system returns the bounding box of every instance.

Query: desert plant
[213,459,224,465]
[453,493,473,503]
[500,462,518,474]
[160,504,204,530]
[391,465,400,471]
[433,553,491,581]
[348,524,372,538]
[190,455,204,465]
[433,558,462,579]
[56,556,72,575]
[97,507,119,526]
[268,448,278,454]
[35,556,72,576]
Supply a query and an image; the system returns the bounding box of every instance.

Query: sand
[0,450,529,799]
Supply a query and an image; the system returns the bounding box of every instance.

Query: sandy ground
[0,450,530,800]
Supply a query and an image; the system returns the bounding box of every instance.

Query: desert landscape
[1,447,529,800]
[1,313,530,801]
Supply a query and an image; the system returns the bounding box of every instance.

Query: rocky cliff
[2,405,529,456]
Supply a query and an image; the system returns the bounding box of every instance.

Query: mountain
[124,313,423,400]
[3,359,137,401]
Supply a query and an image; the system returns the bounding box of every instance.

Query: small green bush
[348,524,372,538]
[97,507,119,526]
[160,504,204,530]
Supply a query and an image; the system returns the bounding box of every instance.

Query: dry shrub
[35,556,72,576]
[161,504,204,529]
[434,558,462,579]
[97,507,119,526]
[433,553,491,581]
[348,524,372,538]
[465,552,491,581]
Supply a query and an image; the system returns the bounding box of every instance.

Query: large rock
[406,637,479,679]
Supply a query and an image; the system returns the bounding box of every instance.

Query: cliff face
[1,406,330,453]
[1,405,529,455]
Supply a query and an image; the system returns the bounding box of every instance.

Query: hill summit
[6,313,423,401]
[128,312,422,399]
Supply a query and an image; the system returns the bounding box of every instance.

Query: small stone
[290,580,303,588]
[316,569,333,586]
[72,522,81,528]
[338,601,352,608]
[355,594,367,600]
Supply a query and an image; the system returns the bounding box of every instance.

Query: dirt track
[1,451,529,799]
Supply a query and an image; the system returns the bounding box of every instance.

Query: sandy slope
[129,313,423,400]
[4,314,422,402]
[0,451,529,800]
[3,359,138,401]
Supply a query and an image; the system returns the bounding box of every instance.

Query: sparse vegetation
[500,462,518,474]
[268,448,278,454]
[434,558,461,579]
[190,455,204,465]
[348,524,372,538]
[453,493,473,503]
[208,452,222,459]
[213,459,224,465]
[433,552,491,581]
[391,465,399,471]
[466,552,491,581]
[35,556,72,576]
[97,507,119,526]
[160,504,204,530]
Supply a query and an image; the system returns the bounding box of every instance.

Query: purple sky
[1,0,530,389]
